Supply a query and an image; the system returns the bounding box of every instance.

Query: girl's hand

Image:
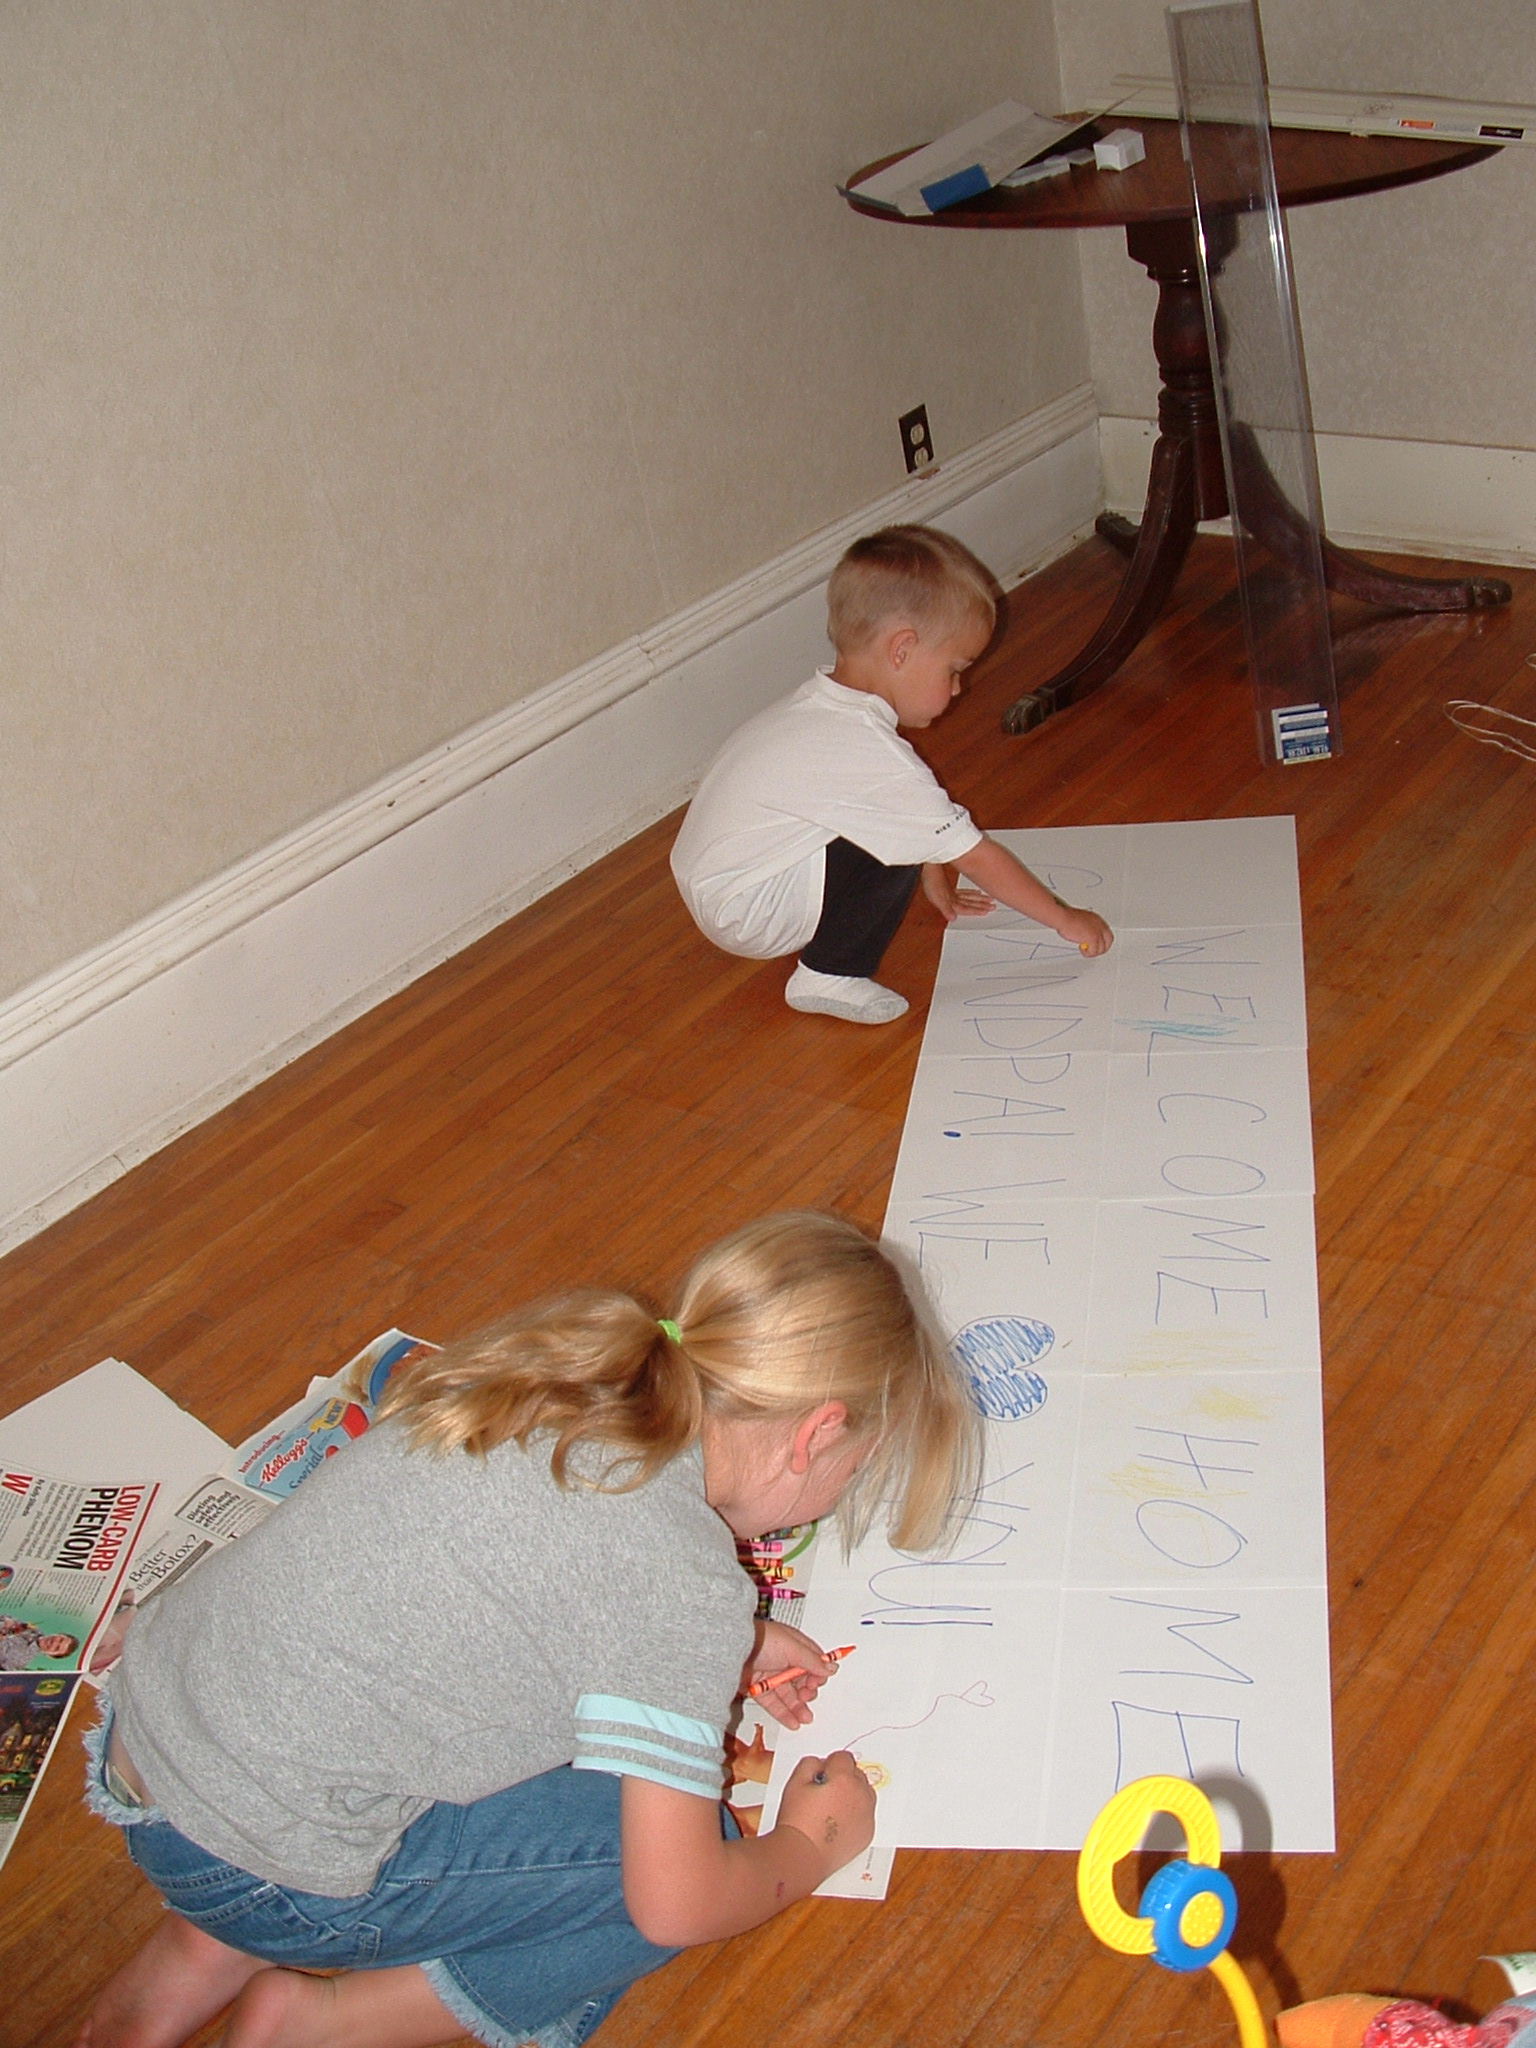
[922,862,995,924]
[741,1621,842,1730]
[1055,906,1114,957]
[776,1751,876,1875]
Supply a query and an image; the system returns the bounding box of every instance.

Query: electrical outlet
[899,404,934,474]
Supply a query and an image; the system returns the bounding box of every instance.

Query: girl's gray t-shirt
[110,1422,755,1894]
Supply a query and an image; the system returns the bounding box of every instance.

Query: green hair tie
[656,1318,683,1345]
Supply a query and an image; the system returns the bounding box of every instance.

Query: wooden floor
[5,533,1536,2048]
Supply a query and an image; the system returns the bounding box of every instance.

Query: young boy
[670,524,1113,1024]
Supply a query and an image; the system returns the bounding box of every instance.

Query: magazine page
[227,1330,431,1501]
[0,1670,80,1870]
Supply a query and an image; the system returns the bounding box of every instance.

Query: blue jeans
[85,1711,704,2048]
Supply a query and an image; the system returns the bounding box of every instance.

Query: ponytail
[379,1211,981,1551]
[378,1293,702,1491]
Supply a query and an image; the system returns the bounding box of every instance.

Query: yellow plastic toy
[1076,1775,1268,2048]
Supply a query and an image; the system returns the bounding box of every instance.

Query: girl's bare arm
[620,1753,873,1947]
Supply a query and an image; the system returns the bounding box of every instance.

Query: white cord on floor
[1445,673,1536,763]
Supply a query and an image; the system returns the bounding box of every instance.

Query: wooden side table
[845,119,1512,732]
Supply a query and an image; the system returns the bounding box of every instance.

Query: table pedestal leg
[1004,218,1513,735]
[1004,433,1197,732]
[1227,429,1512,610]
[1317,538,1510,611]
[1006,220,1222,734]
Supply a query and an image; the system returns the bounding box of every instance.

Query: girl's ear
[788,1401,850,1474]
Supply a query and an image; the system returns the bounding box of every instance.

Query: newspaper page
[2,1334,427,1869]
[0,1468,160,1868]
[0,1470,159,1675]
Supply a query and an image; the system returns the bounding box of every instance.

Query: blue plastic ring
[1138,1859,1238,1972]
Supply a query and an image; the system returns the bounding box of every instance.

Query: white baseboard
[1099,415,1536,568]
[0,389,1100,1257]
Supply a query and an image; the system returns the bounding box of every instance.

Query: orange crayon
[748,1645,856,1698]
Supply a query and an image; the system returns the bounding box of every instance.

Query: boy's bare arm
[953,836,1114,955]
[921,862,996,923]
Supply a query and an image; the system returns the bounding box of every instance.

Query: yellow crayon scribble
[1191,1386,1270,1423]
[1111,1334,1273,1375]
[1108,1460,1190,1500]
[1105,1460,1249,1505]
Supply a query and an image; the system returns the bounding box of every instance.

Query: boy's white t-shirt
[670,670,983,958]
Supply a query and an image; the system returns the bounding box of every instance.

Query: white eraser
[1093,127,1147,172]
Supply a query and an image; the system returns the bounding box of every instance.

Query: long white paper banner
[769,817,1333,1856]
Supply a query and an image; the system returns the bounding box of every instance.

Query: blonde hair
[826,524,999,657]
[379,1211,980,1553]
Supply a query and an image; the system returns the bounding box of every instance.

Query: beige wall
[1057,1,1536,448]
[2,1,1086,1002]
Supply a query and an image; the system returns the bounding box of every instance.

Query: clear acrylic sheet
[1168,0,1341,764]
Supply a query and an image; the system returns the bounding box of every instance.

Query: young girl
[78,1211,981,2048]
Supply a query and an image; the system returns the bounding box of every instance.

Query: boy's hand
[776,1751,876,1874]
[922,862,996,924]
[742,1621,842,1730]
[1055,906,1114,957]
